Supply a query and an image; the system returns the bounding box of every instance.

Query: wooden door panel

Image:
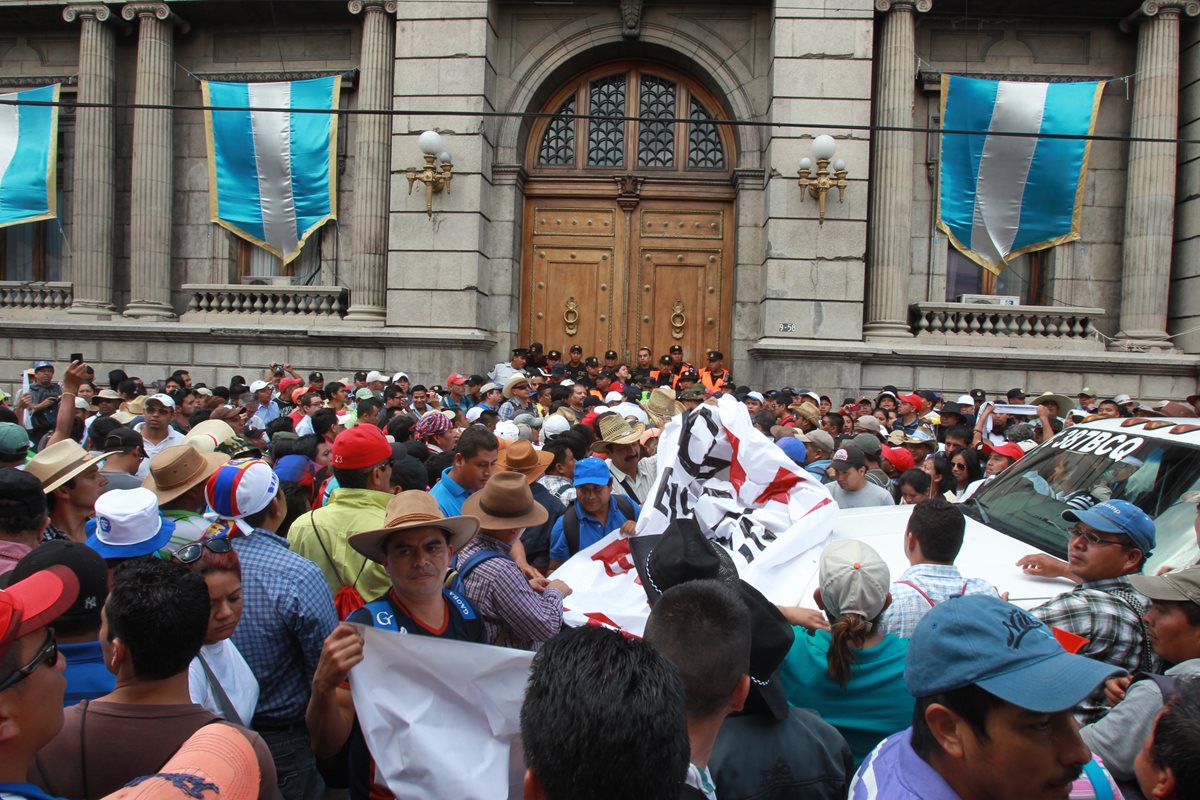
[639,208,725,241]
[532,206,617,238]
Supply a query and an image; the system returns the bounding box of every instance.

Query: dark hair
[952,448,984,487]
[824,411,844,431]
[269,435,299,461]
[643,580,750,718]
[911,683,1004,761]
[478,410,499,425]
[265,417,295,439]
[357,398,382,418]
[456,426,498,460]
[752,410,777,434]
[898,468,931,495]
[1149,678,1200,790]
[520,626,689,800]
[105,559,210,681]
[299,392,322,409]
[312,408,339,438]
[0,408,17,427]
[0,469,47,535]
[925,453,954,495]
[108,369,128,391]
[908,498,967,563]
[333,465,374,490]
[278,483,312,538]
[211,386,230,401]
[411,384,428,394]
[324,381,345,399]
[542,438,574,472]
[293,434,322,461]
[188,408,212,428]
[550,385,570,405]
[383,385,404,401]
[944,424,972,443]
[87,416,124,451]
[386,415,414,443]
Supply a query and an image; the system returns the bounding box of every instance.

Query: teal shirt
[780,627,914,766]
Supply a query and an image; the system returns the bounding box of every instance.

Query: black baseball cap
[708,351,724,361]
[467,374,486,386]
[669,344,683,354]
[585,356,600,367]
[0,469,46,520]
[970,388,987,402]
[547,350,562,360]
[1007,387,1026,400]
[512,347,529,357]
[569,344,583,353]
[354,370,368,382]
[659,355,673,366]
[103,427,144,453]
[604,350,618,360]
[9,540,108,625]
[830,444,866,472]
[309,371,324,382]
[528,342,544,354]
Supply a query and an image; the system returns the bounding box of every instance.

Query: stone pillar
[64,3,118,316]
[122,3,187,319]
[1116,0,1199,347]
[864,0,930,339]
[344,0,396,325]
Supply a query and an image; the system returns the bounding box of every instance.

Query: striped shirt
[455,533,564,650]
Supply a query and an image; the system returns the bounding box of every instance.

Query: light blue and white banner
[0,84,60,230]
[203,76,340,263]
[938,75,1103,274]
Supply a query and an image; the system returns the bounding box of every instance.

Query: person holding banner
[307,491,482,800]
[547,457,639,570]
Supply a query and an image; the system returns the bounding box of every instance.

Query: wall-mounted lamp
[406,130,453,218]
[797,134,848,225]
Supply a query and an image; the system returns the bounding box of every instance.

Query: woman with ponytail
[778,538,914,765]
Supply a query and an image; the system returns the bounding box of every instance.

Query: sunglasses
[172,536,234,564]
[951,462,967,470]
[1068,525,1128,548]
[0,628,58,693]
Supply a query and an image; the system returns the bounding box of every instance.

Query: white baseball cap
[543,414,571,438]
[248,380,271,394]
[145,393,176,409]
[365,370,388,384]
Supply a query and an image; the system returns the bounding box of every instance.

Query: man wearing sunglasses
[1029,500,1158,717]
[498,374,535,422]
[0,563,79,800]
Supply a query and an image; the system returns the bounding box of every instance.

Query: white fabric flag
[556,395,837,635]
[349,624,533,800]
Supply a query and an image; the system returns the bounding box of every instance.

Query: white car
[804,417,1200,608]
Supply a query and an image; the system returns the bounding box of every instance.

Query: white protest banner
[349,624,533,800]
[556,395,836,633]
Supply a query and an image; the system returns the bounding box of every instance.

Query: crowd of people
[0,343,1198,800]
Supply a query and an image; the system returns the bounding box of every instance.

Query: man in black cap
[631,521,854,800]
[0,469,47,574]
[544,349,562,373]
[630,347,656,387]
[490,347,528,385]
[968,388,987,413]
[308,372,325,395]
[700,351,730,393]
[1007,387,1027,404]
[603,349,619,370]
[584,356,601,384]
[526,342,546,371]
[564,346,588,383]
[668,344,691,388]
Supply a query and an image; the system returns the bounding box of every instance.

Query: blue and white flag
[203,76,340,263]
[0,84,60,229]
[938,75,1103,274]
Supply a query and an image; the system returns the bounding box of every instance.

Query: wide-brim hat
[123,396,147,416]
[26,440,113,494]
[630,518,739,604]
[350,490,480,563]
[591,414,646,450]
[790,402,821,425]
[502,373,530,399]
[462,472,548,530]
[495,440,553,483]
[1032,392,1073,415]
[143,445,230,505]
[643,387,684,427]
[184,420,237,454]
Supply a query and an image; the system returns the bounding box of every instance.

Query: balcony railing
[910,302,1106,349]
[0,282,73,315]
[181,284,347,321]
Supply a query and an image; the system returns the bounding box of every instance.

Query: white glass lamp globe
[833,158,846,172]
[799,157,813,171]
[418,130,444,156]
[438,151,452,164]
[812,134,837,160]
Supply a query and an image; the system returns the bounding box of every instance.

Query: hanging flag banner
[0,84,60,229]
[349,624,531,800]
[937,75,1103,274]
[202,76,339,263]
[555,396,836,635]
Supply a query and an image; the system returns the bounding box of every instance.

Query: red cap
[446,373,468,386]
[278,377,303,394]
[331,425,392,470]
[881,445,915,472]
[982,441,1025,462]
[0,565,79,660]
[898,393,923,407]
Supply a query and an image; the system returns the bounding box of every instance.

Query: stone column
[64,3,118,316]
[864,0,930,339]
[121,3,186,319]
[344,0,396,325]
[1116,0,1199,348]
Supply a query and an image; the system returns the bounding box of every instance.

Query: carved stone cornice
[1120,2,1199,34]
[875,0,932,13]
[120,3,189,34]
[62,4,114,23]
[347,0,397,15]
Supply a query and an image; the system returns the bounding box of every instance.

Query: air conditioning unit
[956,294,1019,306]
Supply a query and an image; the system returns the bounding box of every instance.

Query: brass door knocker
[671,300,686,339]
[564,297,580,336]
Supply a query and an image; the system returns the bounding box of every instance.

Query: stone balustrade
[910,303,1106,349]
[0,282,74,316]
[181,284,348,321]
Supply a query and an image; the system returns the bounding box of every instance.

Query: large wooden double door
[520,195,734,365]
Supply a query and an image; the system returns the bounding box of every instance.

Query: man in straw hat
[642,386,684,428]
[592,413,657,505]
[457,472,570,650]
[143,444,230,551]
[496,439,563,575]
[498,373,536,422]
[307,491,483,799]
[26,439,113,542]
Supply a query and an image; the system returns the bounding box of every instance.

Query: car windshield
[963,422,1200,574]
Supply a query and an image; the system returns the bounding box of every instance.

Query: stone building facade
[0,0,1197,400]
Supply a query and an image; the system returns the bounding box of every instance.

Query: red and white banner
[557,396,836,634]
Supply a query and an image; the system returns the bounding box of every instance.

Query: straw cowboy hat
[502,373,531,399]
[143,444,230,505]
[184,420,237,454]
[462,472,549,530]
[642,387,684,427]
[1032,392,1074,416]
[26,440,113,494]
[122,396,147,416]
[495,440,553,484]
[591,414,646,452]
[789,402,821,426]
[350,491,479,563]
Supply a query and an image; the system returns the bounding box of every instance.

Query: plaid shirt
[1031,576,1157,676]
[456,533,564,650]
[879,564,998,639]
[230,527,338,725]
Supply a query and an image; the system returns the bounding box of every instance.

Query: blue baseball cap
[777,437,806,466]
[905,594,1125,712]
[33,360,53,370]
[1061,499,1155,555]
[573,457,610,487]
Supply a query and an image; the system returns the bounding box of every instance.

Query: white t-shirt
[188,638,260,725]
[134,424,186,479]
[828,480,895,509]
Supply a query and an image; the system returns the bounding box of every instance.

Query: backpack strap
[447,549,509,596]
[897,580,937,607]
[1081,759,1115,800]
[362,598,402,632]
[614,494,636,522]
[563,504,581,556]
[197,652,244,727]
[1099,585,1156,673]
[310,515,368,591]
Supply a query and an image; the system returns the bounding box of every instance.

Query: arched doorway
[521,62,736,367]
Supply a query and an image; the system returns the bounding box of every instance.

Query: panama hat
[184,420,237,453]
[502,373,531,399]
[461,472,549,530]
[143,445,230,505]
[591,414,646,451]
[643,387,684,427]
[26,439,112,494]
[350,491,479,563]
